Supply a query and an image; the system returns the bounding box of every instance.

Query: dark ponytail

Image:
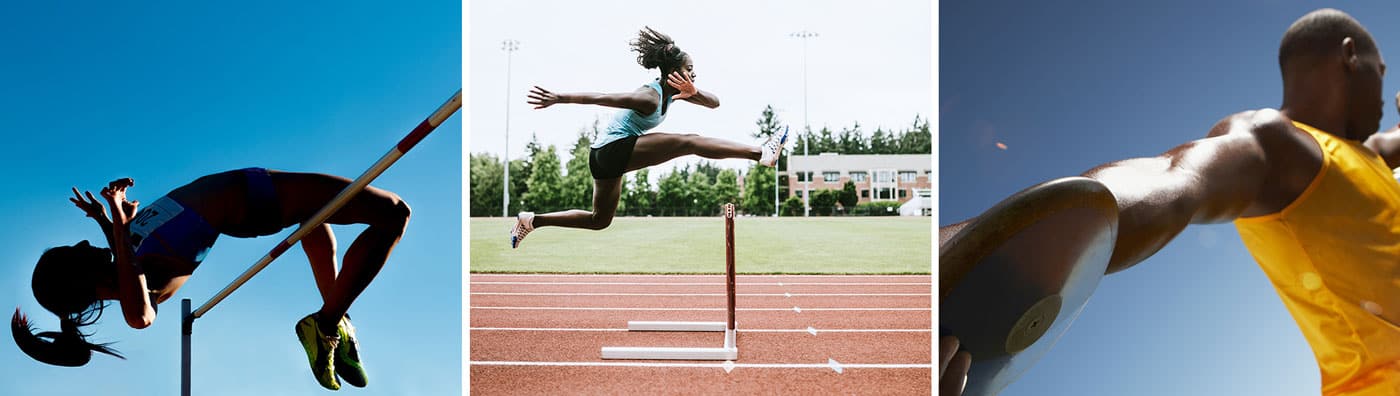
[12,307,123,367]
[11,243,125,367]
[630,26,687,73]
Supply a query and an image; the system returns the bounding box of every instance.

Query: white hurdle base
[601,321,738,360]
[628,321,728,332]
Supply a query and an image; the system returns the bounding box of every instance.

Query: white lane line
[470,307,928,311]
[471,292,931,297]
[471,282,931,286]
[469,361,933,369]
[469,327,933,333]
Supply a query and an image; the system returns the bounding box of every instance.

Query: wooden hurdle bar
[600,203,738,361]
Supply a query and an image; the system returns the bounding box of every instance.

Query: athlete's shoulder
[1207,108,1293,139]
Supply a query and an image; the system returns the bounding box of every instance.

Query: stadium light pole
[791,30,817,217]
[502,39,519,217]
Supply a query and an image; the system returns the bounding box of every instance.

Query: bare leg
[274,172,411,333]
[532,177,623,230]
[626,132,761,172]
[528,133,758,231]
[301,223,338,304]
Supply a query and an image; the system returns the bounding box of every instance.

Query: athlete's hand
[106,177,134,191]
[99,178,139,228]
[940,335,971,396]
[70,187,108,221]
[528,86,561,109]
[666,71,697,100]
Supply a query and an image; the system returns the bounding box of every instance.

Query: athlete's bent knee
[392,199,412,224]
[379,194,412,230]
[588,214,614,230]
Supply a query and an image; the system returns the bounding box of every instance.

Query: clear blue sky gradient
[942,1,1400,395]
[0,1,461,395]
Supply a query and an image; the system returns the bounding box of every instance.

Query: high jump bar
[189,89,462,320]
[181,89,461,396]
[600,203,738,360]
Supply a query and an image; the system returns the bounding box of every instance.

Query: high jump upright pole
[181,89,461,396]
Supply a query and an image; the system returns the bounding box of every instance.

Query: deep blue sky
[942,1,1400,394]
[0,1,461,395]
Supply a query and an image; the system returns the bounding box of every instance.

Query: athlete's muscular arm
[1363,124,1400,168]
[1084,111,1291,273]
[940,111,1292,274]
[666,71,720,108]
[527,85,659,115]
[99,179,157,329]
[1363,93,1400,167]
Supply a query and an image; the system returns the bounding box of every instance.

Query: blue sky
[0,1,461,395]
[941,1,1400,394]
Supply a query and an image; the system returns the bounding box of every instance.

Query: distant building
[900,188,932,216]
[786,153,932,214]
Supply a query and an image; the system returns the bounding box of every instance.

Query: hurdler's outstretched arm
[528,72,719,113]
[528,85,659,114]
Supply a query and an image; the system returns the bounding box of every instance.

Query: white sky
[466,0,933,173]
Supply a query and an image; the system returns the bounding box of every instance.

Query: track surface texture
[469,274,933,395]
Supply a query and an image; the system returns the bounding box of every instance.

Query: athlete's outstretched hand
[666,71,697,100]
[940,335,971,396]
[528,86,561,109]
[70,187,107,221]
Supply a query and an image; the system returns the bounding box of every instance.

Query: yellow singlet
[1235,121,1400,395]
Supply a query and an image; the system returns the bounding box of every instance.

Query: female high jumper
[511,26,787,247]
[11,168,410,390]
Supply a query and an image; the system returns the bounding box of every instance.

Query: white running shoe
[759,126,789,167]
[509,212,535,249]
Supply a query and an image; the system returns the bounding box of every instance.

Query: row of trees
[469,106,930,217]
[792,115,931,156]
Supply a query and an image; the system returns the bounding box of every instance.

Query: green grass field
[469,216,932,274]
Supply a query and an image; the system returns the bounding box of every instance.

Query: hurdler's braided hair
[631,26,687,73]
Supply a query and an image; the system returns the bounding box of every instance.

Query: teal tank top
[592,80,673,148]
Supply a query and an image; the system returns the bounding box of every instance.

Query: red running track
[469,274,933,395]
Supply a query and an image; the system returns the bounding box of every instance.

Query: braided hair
[630,26,688,75]
[11,243,125,367]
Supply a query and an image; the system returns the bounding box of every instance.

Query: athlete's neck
[658,77,677,99]
[1281,72,1353,139]
[1280,106,1348,139]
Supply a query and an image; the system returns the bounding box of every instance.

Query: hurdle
[600,203,739,360]
[179,90,461,396]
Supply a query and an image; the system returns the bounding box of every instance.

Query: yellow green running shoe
[335,315,368,388]
[294,313,340,391]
